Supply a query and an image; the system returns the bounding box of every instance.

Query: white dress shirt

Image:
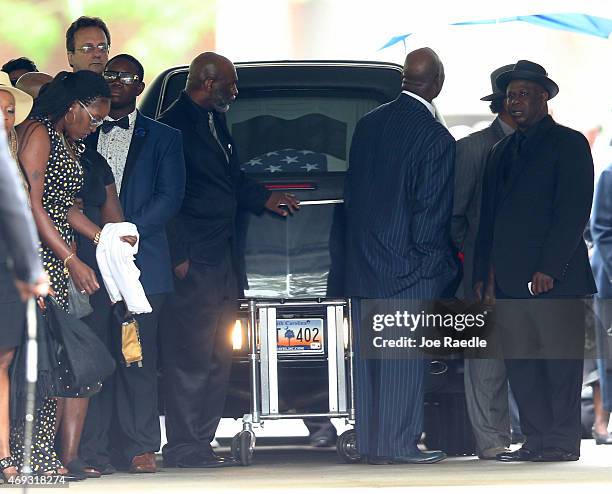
[401,90,436,117]
[97,109,137,193]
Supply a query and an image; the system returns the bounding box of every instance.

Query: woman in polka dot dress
[13,71,111,477]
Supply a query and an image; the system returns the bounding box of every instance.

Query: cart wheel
[336,430,362,463]
[231,430,255,466]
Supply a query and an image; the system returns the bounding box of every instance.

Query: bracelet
[93,230,101,245]
[63,253,75,276]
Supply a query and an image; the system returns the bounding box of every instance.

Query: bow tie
[101,116,130,134]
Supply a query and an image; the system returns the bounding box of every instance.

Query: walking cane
[21,297,38,481]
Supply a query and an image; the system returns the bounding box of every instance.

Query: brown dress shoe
[129,453,157,474]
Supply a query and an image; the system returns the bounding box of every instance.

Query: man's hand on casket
[265,192,300,216]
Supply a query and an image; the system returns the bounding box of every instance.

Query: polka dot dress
[10,399,62,473]
[38,117,84,310]
[8,119,84,474]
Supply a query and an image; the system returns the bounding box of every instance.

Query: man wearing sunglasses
[83,53,185,475]
[66,16,111,74]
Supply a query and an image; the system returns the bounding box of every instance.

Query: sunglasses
[103,70,141,85]
[77,100,103,128]
[75,43,109,54]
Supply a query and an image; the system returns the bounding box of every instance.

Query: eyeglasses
[506,90,545,103]
[77,100,103,128]
[74,43,109,54]
[103,70,141,85]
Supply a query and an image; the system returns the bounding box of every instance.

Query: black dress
[75,148,117,467]
[75,148,115,270]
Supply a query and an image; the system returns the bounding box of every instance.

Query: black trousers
[80,283,166,465]
[495,288,585,454]
[505,358,583,454]
[112,293,167,462]
[160,253,237,462]
[303,417,336,438]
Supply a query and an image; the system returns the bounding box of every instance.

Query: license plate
[276,318,324,353]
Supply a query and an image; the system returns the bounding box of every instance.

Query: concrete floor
[36,439,612,494]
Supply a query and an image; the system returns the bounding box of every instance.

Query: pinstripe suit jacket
[452,118,508,297]
[344,93,457,299]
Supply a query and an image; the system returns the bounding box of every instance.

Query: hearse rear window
[226,94,380,174]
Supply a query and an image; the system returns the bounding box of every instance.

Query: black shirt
[158,91,270,269]
[76,148,115,271]
[497,115,552,205]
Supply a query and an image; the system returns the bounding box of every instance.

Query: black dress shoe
[163,448,238,468]
[496,447,540,462]
[66,458,101,478]
[175,454,239,468]
[530,448,579,462]
[389,450,446,464]
[93,463,116,475]
[310,433,338,448]
[365,450,446,465]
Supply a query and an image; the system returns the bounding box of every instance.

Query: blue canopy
[381,13,612,50]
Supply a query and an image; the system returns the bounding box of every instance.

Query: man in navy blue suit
[81,53,185,474]
[344,47,456,464]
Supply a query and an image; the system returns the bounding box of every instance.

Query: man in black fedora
[452,64,517,459]
[473,60,596,461]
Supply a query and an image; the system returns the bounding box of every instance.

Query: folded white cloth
[96,222,152,314]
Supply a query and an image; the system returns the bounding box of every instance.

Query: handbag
[44,296,115,397]
[67,277,93,319]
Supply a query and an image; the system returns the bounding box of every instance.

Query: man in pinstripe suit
[344,47,457,464]
[452,65,517,459]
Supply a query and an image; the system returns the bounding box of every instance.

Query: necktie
[502,132,526,183]
[208,112,229,162]
[101,116,130,134]
[515,131,526,154]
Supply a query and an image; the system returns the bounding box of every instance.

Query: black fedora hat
[495,60,559,99]
[480,64,514,101]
